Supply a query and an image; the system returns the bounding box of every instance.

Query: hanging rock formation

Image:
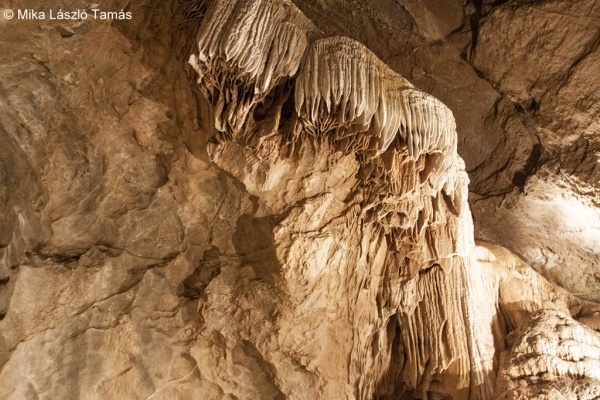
[295,36,456,162]
[188,0,600,399]
[189,0,319,134]
[0,0,599,399]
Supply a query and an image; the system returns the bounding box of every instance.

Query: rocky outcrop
[0,0,599,399]
[186,0,600,398]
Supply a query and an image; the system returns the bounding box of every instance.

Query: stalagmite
[495,310,600,400]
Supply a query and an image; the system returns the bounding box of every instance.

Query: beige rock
[495,310,600,400]
[1,0,599,399]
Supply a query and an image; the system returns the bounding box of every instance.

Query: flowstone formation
[187,0,600,399]
[1,0,600,399]
[190,0,480,397]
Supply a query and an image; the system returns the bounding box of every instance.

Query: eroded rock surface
[290,0,600,300]
[0,0,599,399]
[495,310,600,400]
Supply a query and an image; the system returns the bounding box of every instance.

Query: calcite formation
[0,0,599,399]
[189,0,319,134]
[188,0,600,399]
[495,310,600,400]
[296,36,456,162]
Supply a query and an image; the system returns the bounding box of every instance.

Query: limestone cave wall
[0,0,599,399]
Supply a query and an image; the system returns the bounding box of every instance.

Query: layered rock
[470,0,600,303]
[0,0,599,399]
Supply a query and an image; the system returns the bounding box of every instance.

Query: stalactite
[295,37,457,162]
[190,2,498,399]
[189,0,319,135]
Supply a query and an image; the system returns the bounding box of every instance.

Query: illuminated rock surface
[0,0,598,399]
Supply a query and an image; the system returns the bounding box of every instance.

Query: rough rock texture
[0,0,599,399]
[189,2,481,398]
[469,1,600,301]
[0,0,207,398]
[495,310,600,400]
[290,0,600,300]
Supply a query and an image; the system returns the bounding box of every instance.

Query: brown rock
[1,0,599,399]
